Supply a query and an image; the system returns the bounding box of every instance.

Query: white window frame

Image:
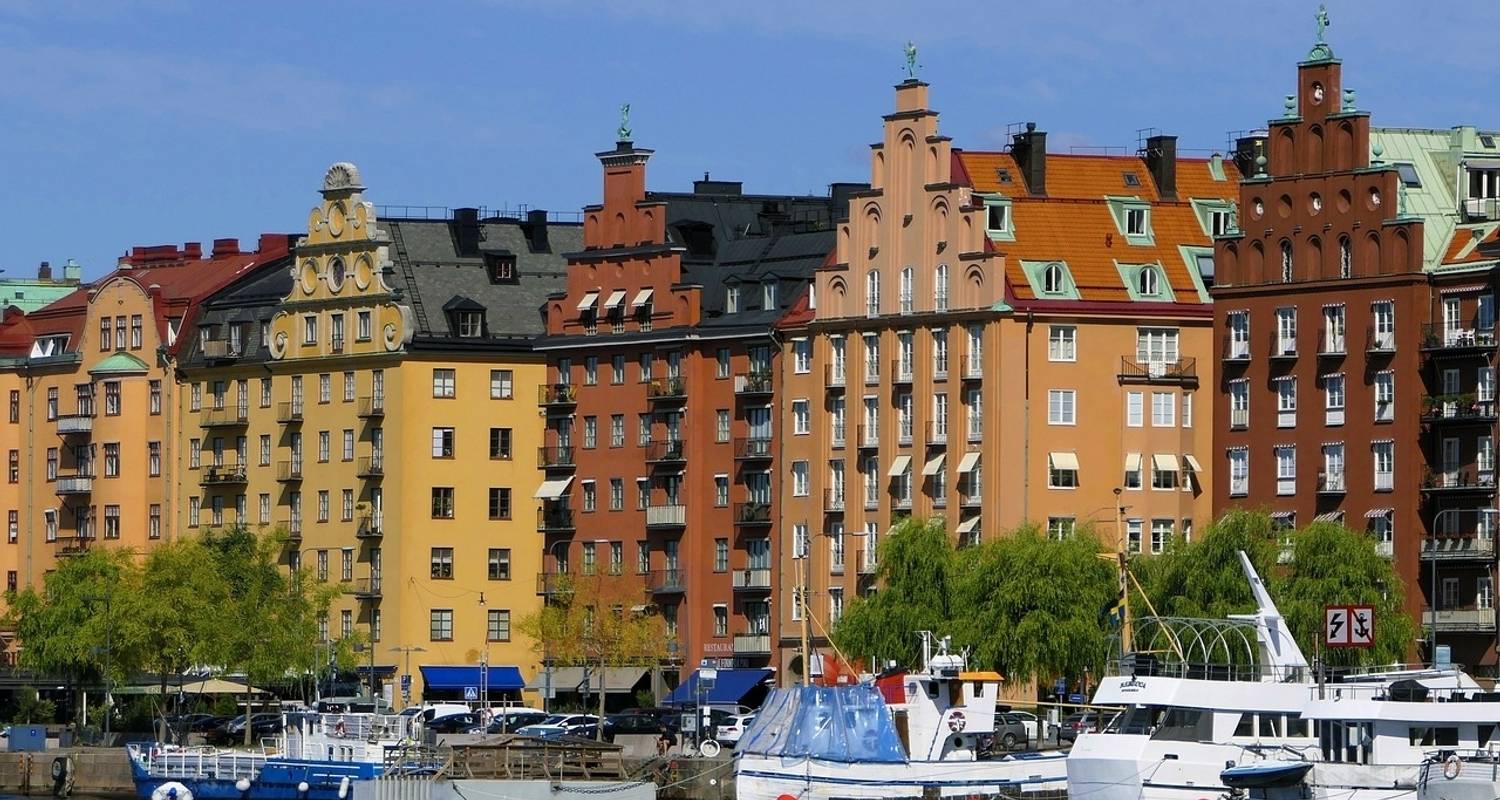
[1048,325,1076,362]
[1048,389,1076,426]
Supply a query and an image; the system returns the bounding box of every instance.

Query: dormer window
[726,286,740,314]
[1137,266,1160,297]
[457,312,483,338]
[987,204,1010,234]
[762,281,777,310]
[1125,207,1148,236]
[443,296,487,338]
[1043,263,1065,294]
[485,252,517,284]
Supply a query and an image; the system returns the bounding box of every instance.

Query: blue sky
[1,0,1494,280]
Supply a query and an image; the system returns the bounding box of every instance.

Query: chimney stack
[63,258,82,282]
[182,242,203,260]
[1145,134,1178,200]
[453,208,481,256]
[1234,134,1267,179]
[524,209,550,253]
[1012,122,1047,196]
[37,261,51,281]
[212,238,241,258]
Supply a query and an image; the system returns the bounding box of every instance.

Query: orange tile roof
[1442,226,1500,265]
[956,150,1239,304]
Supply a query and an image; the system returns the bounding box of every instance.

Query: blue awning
[418,665,525,691]
[665,668,773,706]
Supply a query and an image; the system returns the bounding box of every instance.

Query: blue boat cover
[418,665,525,691]
[664,668,773,706]
[736,684,907,763]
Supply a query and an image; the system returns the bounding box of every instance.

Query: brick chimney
[212,238,240,257]
[1012,123,1047,196]
[37,261,51,281]
[1145,134,1178,200]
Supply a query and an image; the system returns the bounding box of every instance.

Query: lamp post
[478,592,489,712]
[84,591,112,741]
[389,645,426,708]
[542,540,571,713]
[696,660,717,755]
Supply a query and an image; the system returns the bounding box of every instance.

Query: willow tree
[1134,509,1281,621]
[831,517,956,671]
[1276,521,1415,666]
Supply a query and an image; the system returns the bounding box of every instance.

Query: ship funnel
[1228,550,1309,676]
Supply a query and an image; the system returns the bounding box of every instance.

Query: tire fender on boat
[1444,755,1463,780]
[151,781,194,800]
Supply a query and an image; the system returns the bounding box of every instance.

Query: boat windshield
[738,684,907,764]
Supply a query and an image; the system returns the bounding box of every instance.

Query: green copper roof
[88,351,150,375]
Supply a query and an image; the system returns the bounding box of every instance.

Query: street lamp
[1428,507,1499,665]
[84,592,112,742]
[389,645,426,708]
[542,539,571,713]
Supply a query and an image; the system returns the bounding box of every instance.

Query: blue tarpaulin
[419,665,526,691]
[737,684,907,763]
[664,668,773,706]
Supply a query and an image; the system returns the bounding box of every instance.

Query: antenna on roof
[1136,127,1164,155]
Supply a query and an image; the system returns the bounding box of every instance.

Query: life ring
[948,711,966,733]
[50,759,64,780]
[1444,754,1462,780]
[151,782,194,800]
[333,720,347,738]
[698,739,721,758]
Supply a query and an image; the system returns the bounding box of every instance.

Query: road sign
[464,686,479,701]
[401,674,412,691]
[1325,604,1374,648]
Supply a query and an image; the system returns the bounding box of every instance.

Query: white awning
[1152,453,1180,472]
[1313,511,1344,522]
[1440,284,1490,295]
[957,452,981,474]
[1270,510,1295,521]
[1183,455,1203,473]
[575,291,599,312]
[1049,451,1080,471]
[956,516,981,534]
[631,288,654,309]
[1365,508,1394,519]
[603,289,628,310]
[887,455,912,477]
[1125,452,1142,472]
[922,454,946,476]
[533,476,574,500]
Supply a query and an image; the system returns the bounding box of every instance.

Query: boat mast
[1114,487,1132,653]
[799,555,811,687]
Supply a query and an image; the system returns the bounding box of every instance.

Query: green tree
[1276,522,1416,666]
[518,571,664,739]
[137,538,230,741]
[11,687,56,724]
[954,525,1117,683]
[831,517,957,670]
[1134,510,1280,620]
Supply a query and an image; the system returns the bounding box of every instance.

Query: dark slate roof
[176,255,295,368]
[385,215,580,341]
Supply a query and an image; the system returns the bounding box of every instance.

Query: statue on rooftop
[903,41,920,80]
[618,103,632,142]
[1315,4,1330,44]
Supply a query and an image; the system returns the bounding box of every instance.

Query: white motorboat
[734,633,1067,800]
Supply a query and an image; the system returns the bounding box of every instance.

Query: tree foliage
[831,517,956,670]
[1132,510,1280,620]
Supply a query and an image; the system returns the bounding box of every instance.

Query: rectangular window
[1127,519,1143,553]
[611,478,624,510]
[431,427,455,458]
[103,443,119,477]
[582,480,597,512]
[714,475,729,507]
[430,547,454,579]
[1048,389,1076,425]
[432,369,455,398]
[1150,519,1174,554]
[1275,308,1297,355]
[431,487,454,519]
[1276,446,1297,495]
[316,490,329,522]
[1125,207,1147,235]
[612,354,626,384]
[104,382,121,416]
[794,339,812,373]
[1373,441,1394,491]
[302,315,317,345]
[1048,325,1076,361]
[1227,310,1250,358]
[1151,392,1175,427]
[429,610,453,641]
[488,487,512,520]
[793,399,811,435]
[1276,377,1297,427]
[610,414,625,447]
[486,609,511,642]
[1047,517,1076,540]
[1136,327,1179,363]
[490,369,513,399]
[714,539,729,572]
[318,373,331,403]
[583,416,597,449]
[489,427,512,459]
[715,410,731,443]
[488,548,512,580]
[1374,371,1395,422]
[1126,391,1144,427]
[793,461,810,496]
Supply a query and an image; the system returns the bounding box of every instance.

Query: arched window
[1137,266,1160,297]
[866,269,880,317]
[1338,236,1352,279]
[934,264,949,312]
[1281,241,1294,282]
[1043,263,1065,294]
[899,266,914,314]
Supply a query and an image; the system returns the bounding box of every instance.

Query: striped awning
[1270,510,1295,521]
[603,289,628,310]
[1365,508,1394,519]
[631,288,654,309]
[1125,452,1142,472]
[534,476,574,500]
[1313,511,1344,522]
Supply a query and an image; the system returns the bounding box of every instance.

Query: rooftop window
[995,168,1013,184]
[1394,163,1422,188]
[457,311,484,338]
[1123,172,1142,188]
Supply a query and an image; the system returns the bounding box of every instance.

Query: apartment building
[0,260,83,313]
[175,162,577,702]
[1213,38,1500,671]
[537,138,851,694]
[778,78,1233,678]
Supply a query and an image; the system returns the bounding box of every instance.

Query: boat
[355,734,655,800]
[126,712,440,800]
[1066,550,1475,800]
[733,633,1069,800]
[1221,761,1314,789]
[1417,751,1500,800]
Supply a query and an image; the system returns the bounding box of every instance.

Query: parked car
[716,713,756,746]
[215,713,282,743]
[600,713,668,742]
[1007,710,1044,743]
[425,712,485,734]
[516,714,599,739]
[1058,711,1118,744]
[477,711,549,735]
[992,713,1030,750]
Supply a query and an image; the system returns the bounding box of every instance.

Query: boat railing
[306,712,410,741]
[1107,654,1309,683]
[1306,681,1493,703]
[132,744,271,780]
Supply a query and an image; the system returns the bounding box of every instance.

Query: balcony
[278,517,303,541]
[1317,471,1346,495]
[1118,357,1198,386]
[824,489,846,513]
[1269,332,1298,360]
[536,572,573,596]
[732,633,772,655]
[536,507,576,533]
[201,339,243,362]
[864,364,880,386]
[55,474,94,495]
[200,465,248,487]
[1367,325,1396,355]
[826,365,846,391]
[1422,468,1496,495]
[1422,324,1497,355]
[960,491,983,509]
[351,577,382,600]
[857,424,879,449]
[276,461,303,482]
[1230,408,1249,430]
[357,455,385,478]
[890,360,914,385]
[55,535,93,557]
[356,514,383,539]
[963,360,983,381]
[537,445,576,470]
[928,422,948,446]
[539,384,579,408]
[732,568,772,591]
[1465,197,1500,221]
[357,395,385,418]
[831,429,846,450]
[734,502,772,528]
[201,408,249,427]
[643,439,687,466]
[331,335,345,354]
[863,491,879,512]
[1317,330,1347,358]
[645,504,686,528]
[1421,397,1498,425]
[856,549,878,575]
[897,424,913,447]
[643,569,686,594]
[734,437,773,462]
[277,402,303,424]
[1422,608,1497,633]
[1221,336,1251,363]
[55,414,93,436]
[734,371,773,397]
[647,377,688,403]
[1422,536,1495,561]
